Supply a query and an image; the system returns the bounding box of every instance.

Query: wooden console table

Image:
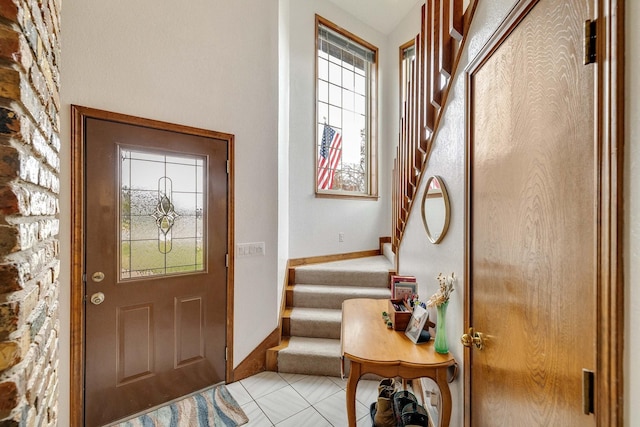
[341,298,456,427]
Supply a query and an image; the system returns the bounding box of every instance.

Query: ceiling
[326,0,422,34]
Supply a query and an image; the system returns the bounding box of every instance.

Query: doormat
[111,384,249,427]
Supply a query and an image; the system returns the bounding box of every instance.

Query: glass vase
[434,301,449,354]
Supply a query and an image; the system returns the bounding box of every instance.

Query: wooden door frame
[70,105,236,427]
[463,0,624,425]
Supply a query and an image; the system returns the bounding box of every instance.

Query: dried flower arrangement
[427,272,455,307]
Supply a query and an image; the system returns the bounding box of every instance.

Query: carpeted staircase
[268,247,395,377]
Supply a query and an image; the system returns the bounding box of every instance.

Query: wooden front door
[466,0,596,425]
[77,108,232,426]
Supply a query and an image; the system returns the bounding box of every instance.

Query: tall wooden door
[81,111,231,426]
[466,0,596,425]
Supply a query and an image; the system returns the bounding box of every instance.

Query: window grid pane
[316,22,375,194]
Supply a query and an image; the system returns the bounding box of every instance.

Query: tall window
[315,15,378,198]
[399,40,416,116]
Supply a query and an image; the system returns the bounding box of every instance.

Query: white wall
[278,0,291,302]
[625,0,639,423]
[58,1,280,424]
[287,0,391,258]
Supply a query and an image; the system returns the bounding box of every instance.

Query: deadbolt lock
[461,327,485,350]
[91,272,105,282]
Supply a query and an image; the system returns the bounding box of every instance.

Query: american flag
[317,124,342,190]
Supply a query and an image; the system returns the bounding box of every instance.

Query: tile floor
[226,371,379,427]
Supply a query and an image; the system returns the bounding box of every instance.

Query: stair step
[291,284,391,309]
[288,307,342,339]
[266,337,289,371]
[276,337,344,377]
[273,253,395,377]
[294,255,393,287]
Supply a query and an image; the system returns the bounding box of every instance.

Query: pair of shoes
[377,378,399,395]
[400,401,429,427]
[370,379,429,427]
[371,378,400,427]
[392,390,417,425]
[392,390,429,427]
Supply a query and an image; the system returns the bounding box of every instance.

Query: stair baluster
[392,0,477,252]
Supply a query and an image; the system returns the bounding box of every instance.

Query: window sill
[315,191,379,201]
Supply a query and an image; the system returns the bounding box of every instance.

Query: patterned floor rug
[111,384,249,427]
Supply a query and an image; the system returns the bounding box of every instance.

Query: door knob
[90,292,105,305]
[461,327,485,350]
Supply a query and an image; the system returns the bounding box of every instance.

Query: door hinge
[582,368,595,414]
[584,19,596,65]
[225,253,229,267]
[225,347,228,361]
[226,160,230,174]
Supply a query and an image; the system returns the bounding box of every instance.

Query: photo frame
[393,282,417,300]
[404,304,429,344]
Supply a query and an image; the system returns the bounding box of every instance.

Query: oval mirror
[421,176,450,244]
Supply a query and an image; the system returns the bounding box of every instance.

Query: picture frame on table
[390,275,416,298]
[393,282,417,300]
[404,304,429,344]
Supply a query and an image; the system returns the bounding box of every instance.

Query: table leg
[435,368,452,427]
[346,361,361,427]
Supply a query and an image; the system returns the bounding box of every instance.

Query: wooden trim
[69,105,236,425]
[288,249,381,268]
[314,14,379,199]
[70,105,85,427]
[379,236,392,254]
[226,128,236,385]
[429,0,442,108]
[439,0,453,78]
[450,0,464,40]
[231,328,280,382]
[399,38,416,119]
[314,192,379,201]
[369,22,380,200]
[282,310,292,337]
[277,261,293,337]
[314,14,320,197]
[595,0,624,424]
[423,2,435,134]
[266,337,290,372]
[285,285,294,311]
[315,15,378,58]
[464,0,537,75]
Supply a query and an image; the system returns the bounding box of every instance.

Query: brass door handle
[461,328,485,350]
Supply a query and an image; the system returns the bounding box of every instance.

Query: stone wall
[0,0,60,425]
